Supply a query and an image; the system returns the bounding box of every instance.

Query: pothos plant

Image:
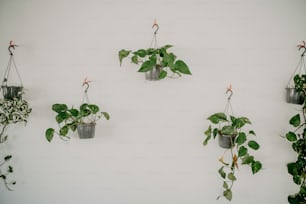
[45,103,110,142]
[203,112,263,201]
[285,74,306,204]
[118,44,191,79]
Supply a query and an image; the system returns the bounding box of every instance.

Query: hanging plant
[0,155,15,191]
[118,21,191,80]
[285,73,306,204]
[0,98,32,143]
[203,86,263,201]
[45,78,110,141]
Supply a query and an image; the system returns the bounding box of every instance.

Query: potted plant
[285,73,306,204]
[286,41,306,105]
[0,97,32,143]
[203,87,262,201]
[119,44,191,80]
[45,103,110,141]
[0,155,15,191]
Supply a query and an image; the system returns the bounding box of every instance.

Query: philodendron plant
[118,44,191,80]
[203,112,262,201]
[285,74,306,204]
[45,103,110,142]
[0,98,32,143]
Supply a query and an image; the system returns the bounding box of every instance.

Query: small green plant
[203,112,262,201]
[0,98,32,143]
[0,155,16,191]
[45,103,110,142]
[118,44,191,79]
[285,74,306,204]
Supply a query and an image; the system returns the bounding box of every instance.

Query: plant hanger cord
[224,85,234,119]
[81,78,91,104]
[287,42,306,88]
[1,42,23,88]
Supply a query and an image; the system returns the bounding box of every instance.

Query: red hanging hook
[8,40,18,56]
[297,41,306,57]
[152,19,159,35]
[82,77,92,93]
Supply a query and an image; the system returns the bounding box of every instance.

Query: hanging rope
[81,77,91,104]
[1,41,23,88]
[224,84,234,119]
[287,41,306,88]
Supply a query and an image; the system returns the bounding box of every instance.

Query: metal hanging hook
[152,19,159,35]
[8,40,18,56]
[82,77,91,93]
[226,84,233,100]
[297,41,306,57]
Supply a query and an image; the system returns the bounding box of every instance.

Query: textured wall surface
[0,0,306,203]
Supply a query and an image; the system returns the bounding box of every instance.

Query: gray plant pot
[145,65,161,81]
[77,123,96,139]
[1,85,23,100]
[286,87,304,105]
[218,134,236,149]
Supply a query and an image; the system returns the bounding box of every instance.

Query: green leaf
[223,189,232,201]
[289,114,301,127]
[238,146,248,157]
[162,44,173,50]
[56,112,69,123]
[118,49,131,66]
[287,162,298,176]
[241,154,254,165]
[88,104,99,114]
[221,126,235,135]
[45,128,54,142]
[59,125,69,136]
[236,132,247,145]
[213,128,218,138]
[234,117,251,128]
[249,130,256,136]
[52,104,68,113]
[203,125,212,146]
[218,166,226,179]
[207,113,227,124]
[228,172,236,181]
[174,60,191,75]
[102,112,110,120]
[158,70,167,79]
[138,60,154,72]
[248,140,260,150]
[131,55,138,64]
[4,155,12,161]
[136,49,146,57]
[251,161,262,174]
[286,132,297,142]
[69,109,79,117]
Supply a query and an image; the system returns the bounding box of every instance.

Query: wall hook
[8,40,18,56]
[226,84,233,100]
[152,19,159,35]
[297,41,306,57]
[82,77,91,93]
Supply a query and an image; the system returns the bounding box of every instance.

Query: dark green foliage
[118,45,191,80]
[204,113,262,201]
[286,74,306,204]
[45,103,110,142]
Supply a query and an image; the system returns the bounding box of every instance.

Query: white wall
[0,0,305,203]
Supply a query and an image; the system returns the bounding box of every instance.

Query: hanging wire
[1,41,24,88]
[287,42,306,88]
[81,77,91,104]
[224,84,234,118]
[149,19,159,49]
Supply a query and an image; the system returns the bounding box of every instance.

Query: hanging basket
[77,123,96,139]
[145,65,162,81]
[1,85,23,100]
[218,133,236,149]
[286,87,304,105]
